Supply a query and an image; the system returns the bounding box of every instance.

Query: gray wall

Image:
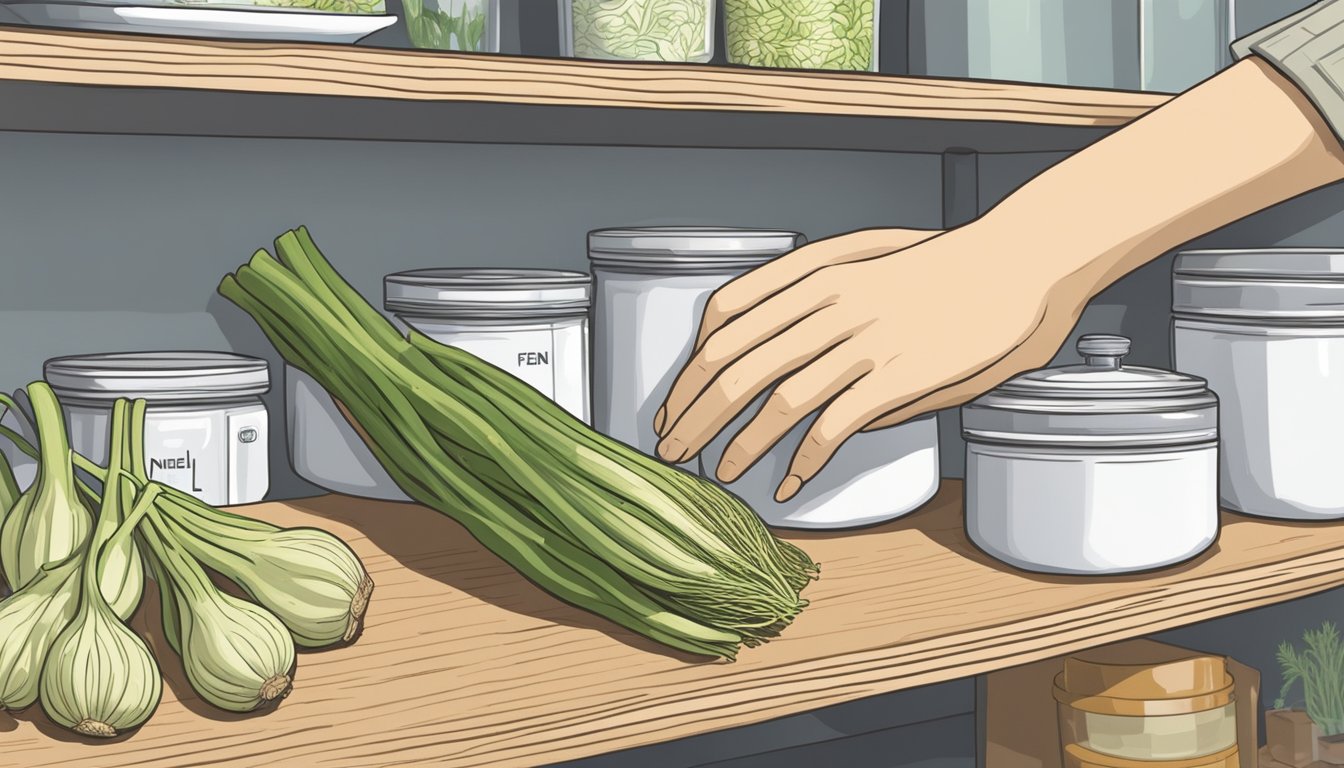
[0,130,940,498]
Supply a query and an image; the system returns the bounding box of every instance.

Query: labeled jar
[725,0,879,71]
[1174,249,1344,520]
[45,352,270,506]
[560,0,714,63]
[590,226,940,529]
[288,268,591,501]
[1055,652,1239,767]
[962,335,1219,574]
[385,268,591,421]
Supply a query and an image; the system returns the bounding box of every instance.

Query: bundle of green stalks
[219,227,818,659]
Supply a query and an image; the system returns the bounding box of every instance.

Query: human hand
[653,223,1087,502]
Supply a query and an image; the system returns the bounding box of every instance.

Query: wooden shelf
[0,26,1170,153]
[10,481,1344,767]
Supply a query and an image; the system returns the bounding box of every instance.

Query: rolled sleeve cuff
[1233,0,1344,146]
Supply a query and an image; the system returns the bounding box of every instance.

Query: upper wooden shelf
[9,481,1344,768]
[0,26,1170,153]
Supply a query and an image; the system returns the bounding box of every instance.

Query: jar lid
[961,335,1217,447]
[45,352,270,402]
[587,227,806,272]
[1174,248,1344,322]
[1063,652,1228,700]
[1053,671,1235,717]
[384,269,591,319]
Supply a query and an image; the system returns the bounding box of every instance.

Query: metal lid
[587,227,806,272]
[45,352,271,402]
[384,269,591,319]
[961,335,1218,448]
[1174,248,1344,322]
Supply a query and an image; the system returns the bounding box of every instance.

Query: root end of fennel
[259,674,293,703]
[74,719,117,738]
[345,575,375,642]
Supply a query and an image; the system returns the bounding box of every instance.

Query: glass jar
[724,0,879,72]
[1054,652,1239,766]
[962,335,1219,574]
[1174,249,1344,520]
[44,352,271,506]
[559,0,715,63]
[288,268,591,500]
[404,0,499,52]
[908,0,1232,91]
[589,227,939,530]
[1139,0,1235,93]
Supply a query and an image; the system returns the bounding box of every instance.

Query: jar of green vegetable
[559,0,715,63]
[724,0,878,71]
[404,0,498,52]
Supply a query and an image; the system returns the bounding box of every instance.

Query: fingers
[692,228,940,352]
[713,346,872,483]
[654,307,856,464]
[658,273,844,438]
[776,352,1042,502]
[861,367,1017,433]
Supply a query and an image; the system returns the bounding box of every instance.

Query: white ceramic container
[1174,248,1344,520]
[45,351,271,506]
[288,268,592,501]
[589,226,940,530]
[962,334,1219,574]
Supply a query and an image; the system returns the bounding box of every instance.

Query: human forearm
[980,58,1344,301]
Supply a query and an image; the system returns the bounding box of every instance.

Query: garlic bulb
[142,511,294,712]
[0,553,80,710]
[158,490,373,648]
[1,383,91,591]
[40,483,161,738]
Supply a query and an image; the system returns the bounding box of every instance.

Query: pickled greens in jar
[725,0,878,71]
[405,0,494,52]
[564,0,713,63]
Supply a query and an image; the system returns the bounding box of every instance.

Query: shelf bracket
[942,147,981,228]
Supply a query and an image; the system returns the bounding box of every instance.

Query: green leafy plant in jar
[724,0,878,71]
[405,0,494,52]
[563,0,714,63]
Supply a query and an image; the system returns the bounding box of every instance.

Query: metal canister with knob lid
[961,334,1220,575]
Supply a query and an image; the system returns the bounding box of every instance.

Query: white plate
[5,3,396,42]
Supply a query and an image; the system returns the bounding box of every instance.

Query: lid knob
[1077,334,1131,371]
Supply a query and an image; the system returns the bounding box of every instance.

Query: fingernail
[717,458,740,484]
[657,437,686,463]
[654,406,666,436]
[776,475,802,503]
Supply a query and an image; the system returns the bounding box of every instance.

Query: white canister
[962,335,1219,575]
[1173,249,1344,520]
[44,352,271,506]
[384,268,591,422]
[288,268,592,501]
[589,226,940,530]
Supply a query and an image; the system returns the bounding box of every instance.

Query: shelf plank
[7,481,1344,768]
[0,26,1170,153]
